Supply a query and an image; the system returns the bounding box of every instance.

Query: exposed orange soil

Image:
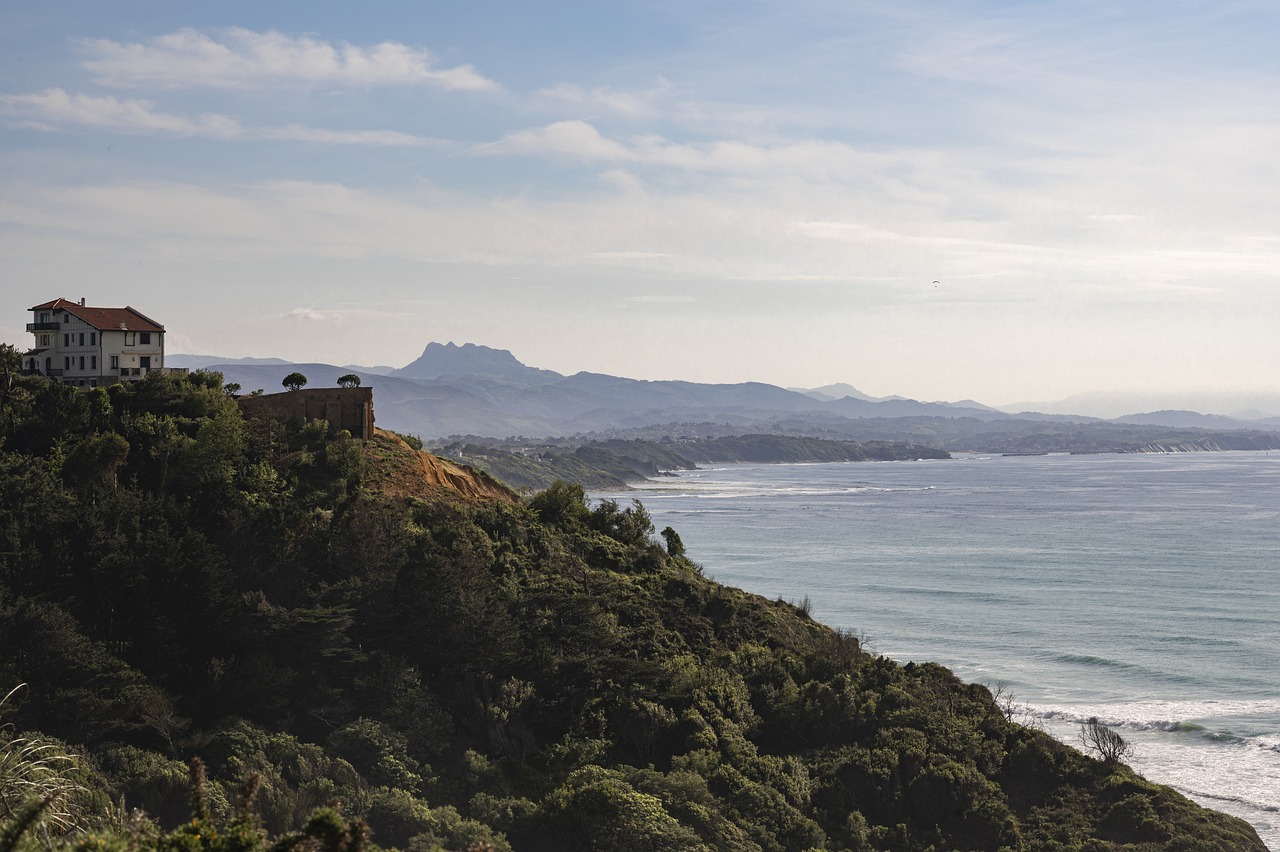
[363,428,519,504]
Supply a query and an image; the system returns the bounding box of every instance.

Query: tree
[336,374,361,389]
[282,372,308,392]
[660,526,685,557]
[223,383,242,397]
[0,343,21,375]
[1079,716,1133,763]
[529,480,590,529]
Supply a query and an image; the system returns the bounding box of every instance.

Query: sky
[2,1,1279,406]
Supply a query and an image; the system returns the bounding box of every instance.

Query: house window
[90,332,96,345]
[110,355,119,369]
[125,332,136,346]
[91,356,97,370]
[64,357,70,369]
[64,334,70,346]
[79,356,85,369]
[140,332,151,344]
[140,356,151,369]
[79,333,84,346]
[39,335,49,346]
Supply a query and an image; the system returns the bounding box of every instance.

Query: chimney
[79,297,86,306]
[119,322,127,330]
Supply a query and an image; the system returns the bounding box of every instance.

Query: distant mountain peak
[393,341,562,385]
[794,382,876,402]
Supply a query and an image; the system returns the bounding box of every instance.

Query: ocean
[594,451,1280,848]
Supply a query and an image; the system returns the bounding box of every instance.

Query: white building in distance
[24,297,181,387]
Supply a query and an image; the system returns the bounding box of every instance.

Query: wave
[1152,635,1244,647]
[1177,789,1280,815]
[645,485,938,500]
[1033,702,1280,752]
[872,584,1019,605]
[1039,711,1220,736]
[1042,652,1226,688]
[1049,652,1144,672]
[1035,696,1280,720]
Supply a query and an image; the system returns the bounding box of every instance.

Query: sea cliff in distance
[0,368,1267,849]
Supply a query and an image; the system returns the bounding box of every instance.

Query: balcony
[26,322,60,332]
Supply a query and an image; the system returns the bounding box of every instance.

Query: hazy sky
[3,1,1279,404]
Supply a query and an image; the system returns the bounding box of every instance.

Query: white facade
[25,298,177,388]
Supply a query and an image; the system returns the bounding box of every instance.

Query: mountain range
[169,342,1280,443]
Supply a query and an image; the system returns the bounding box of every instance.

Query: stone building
[237,387,375,440]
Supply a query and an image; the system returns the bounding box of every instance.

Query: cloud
[0,88,239,137]
[537,79,670,119]
[282,307,329,322]
[501,120,635,161]
[5,164,1280,314]
[493,119,936,188]
[257,124,430,147]
[80,28,498,91]
[0,88,433,146]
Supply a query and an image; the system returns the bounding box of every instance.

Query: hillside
[172,349,1280,455]
[0,369,1266,851]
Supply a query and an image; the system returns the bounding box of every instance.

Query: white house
[24,297,182,387]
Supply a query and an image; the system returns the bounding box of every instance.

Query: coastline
[594,452,1280,846]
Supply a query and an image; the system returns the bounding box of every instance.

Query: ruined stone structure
[237,387,375,439]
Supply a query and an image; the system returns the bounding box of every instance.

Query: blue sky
[3,1,1279,405]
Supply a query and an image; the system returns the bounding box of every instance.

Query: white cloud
[537,79,670,119]
[0,88,239,137]
[257,124,430,147]
[283,307,329,322]
[501,120,635,161]
[80,28,498,91]
[494,119,942,190]
[0,88,433,146]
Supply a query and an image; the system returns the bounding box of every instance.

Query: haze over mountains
[169,342,1280,442]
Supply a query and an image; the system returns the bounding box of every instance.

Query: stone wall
[237,387,375,439]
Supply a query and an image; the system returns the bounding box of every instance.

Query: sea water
[594,451,1280,848]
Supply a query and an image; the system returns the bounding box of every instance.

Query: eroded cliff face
[363,429,519,503]
[1133,435,1280,452]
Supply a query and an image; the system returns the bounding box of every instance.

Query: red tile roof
[29,298,164,332]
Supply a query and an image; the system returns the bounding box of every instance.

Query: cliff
[362,428,518,503]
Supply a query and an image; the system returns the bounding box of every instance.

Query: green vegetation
[673,435,949,464]
[282,372,308,392]
[0,371,1265,850]
[436,436,948,491]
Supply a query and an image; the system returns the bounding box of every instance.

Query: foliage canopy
[0,370,1265,851]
